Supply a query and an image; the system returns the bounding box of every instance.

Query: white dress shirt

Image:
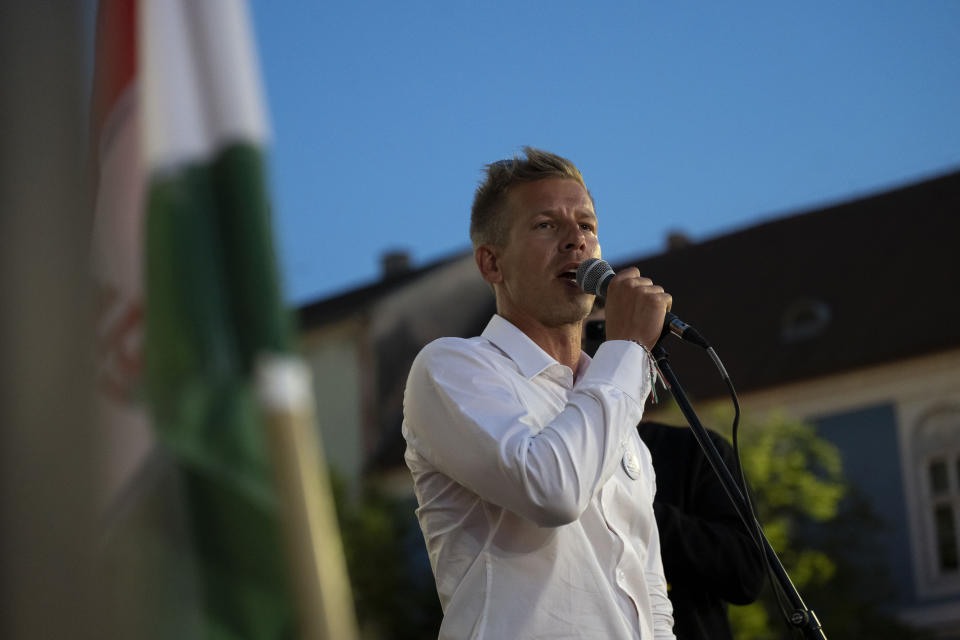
[403,314,675,639]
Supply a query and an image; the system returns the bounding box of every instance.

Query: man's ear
[475,245,503,285]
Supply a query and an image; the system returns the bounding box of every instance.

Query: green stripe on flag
[144,141,296,639]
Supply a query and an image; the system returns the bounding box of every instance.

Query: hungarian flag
[140,0,296,637]
[92,1,356,638]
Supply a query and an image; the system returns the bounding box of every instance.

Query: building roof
[297,248,471,327]
[620,169,960,401]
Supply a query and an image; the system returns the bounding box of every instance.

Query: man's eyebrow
[532,208,597,217]
[528,210,597,228]
[529,210,570,220]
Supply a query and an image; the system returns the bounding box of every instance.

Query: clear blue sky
[249,2,960,306]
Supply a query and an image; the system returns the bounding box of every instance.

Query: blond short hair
[470,146,592,249]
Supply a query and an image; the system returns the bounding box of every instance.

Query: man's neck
[500,312,583,371]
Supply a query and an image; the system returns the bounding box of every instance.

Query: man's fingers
[602,270,673,347]
[610,270,653,290]
[649,291,673,314]
[610,272,666,298]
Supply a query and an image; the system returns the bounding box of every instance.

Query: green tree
[654,403,928,639]
[330,473,442,639]
[714,409,844,640]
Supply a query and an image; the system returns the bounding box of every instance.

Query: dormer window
[780,298,832,343]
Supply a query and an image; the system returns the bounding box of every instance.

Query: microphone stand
[649,342,828,640]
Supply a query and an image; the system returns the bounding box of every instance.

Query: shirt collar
[481,314,592,380]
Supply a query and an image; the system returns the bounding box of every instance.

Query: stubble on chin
[541,295,594,328]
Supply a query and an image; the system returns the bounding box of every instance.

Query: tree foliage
[655,402,929,639]
[329,473,442,639]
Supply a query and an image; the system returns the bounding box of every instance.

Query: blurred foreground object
[90,0,359,637]
[258,356,359,640]
[0,4,101,640]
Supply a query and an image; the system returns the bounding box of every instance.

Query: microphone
[575,258,710,348]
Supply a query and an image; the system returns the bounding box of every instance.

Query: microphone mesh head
[576,258,612,296]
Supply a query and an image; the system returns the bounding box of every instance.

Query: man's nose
[562,222,587,252]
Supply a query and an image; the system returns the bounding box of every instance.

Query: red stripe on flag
[90,0,136,141]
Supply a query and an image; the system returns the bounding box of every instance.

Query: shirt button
[616,569,625,581]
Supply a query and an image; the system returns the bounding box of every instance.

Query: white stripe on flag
[140,0,269,173]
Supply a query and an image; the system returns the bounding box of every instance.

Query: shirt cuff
[578,339,652,407]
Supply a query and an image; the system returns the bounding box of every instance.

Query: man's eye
[580,224,596,232]
[536,222,553,229]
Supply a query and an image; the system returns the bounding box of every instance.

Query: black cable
[706,345,815,637]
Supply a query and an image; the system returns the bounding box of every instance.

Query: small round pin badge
[622,449,641,480]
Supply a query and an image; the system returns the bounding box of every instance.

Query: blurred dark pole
[0,3,102,639]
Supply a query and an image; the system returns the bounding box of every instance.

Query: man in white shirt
[402,147,676,639]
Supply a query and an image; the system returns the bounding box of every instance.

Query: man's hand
[602,267,672,349]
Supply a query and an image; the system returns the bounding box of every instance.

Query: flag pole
[258,355,360,640]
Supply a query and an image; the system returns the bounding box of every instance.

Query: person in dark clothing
[637,421,766,640]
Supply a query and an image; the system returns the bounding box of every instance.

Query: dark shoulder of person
[637,421,736,502]
[638,421,734,464]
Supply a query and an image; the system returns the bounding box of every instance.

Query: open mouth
[557,266,580,287]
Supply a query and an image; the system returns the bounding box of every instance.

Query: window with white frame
[916,406,960,592]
